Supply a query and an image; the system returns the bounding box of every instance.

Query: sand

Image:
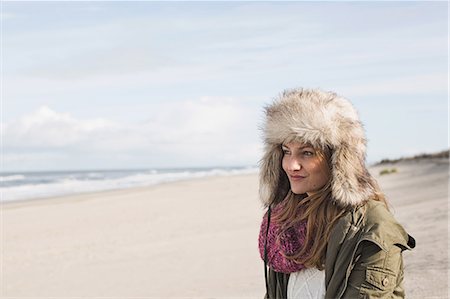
[2,158,448,298]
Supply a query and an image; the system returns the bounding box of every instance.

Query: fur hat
[259,88,376,208]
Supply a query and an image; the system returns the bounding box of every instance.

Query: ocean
[0,166,258,203]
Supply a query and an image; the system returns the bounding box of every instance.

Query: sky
[1,1,448,172]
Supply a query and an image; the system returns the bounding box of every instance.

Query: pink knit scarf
[258,199,309,274]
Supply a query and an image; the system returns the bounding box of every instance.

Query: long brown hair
[272,146,387,270]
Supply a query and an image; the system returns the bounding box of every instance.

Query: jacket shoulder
[355,200,415,251]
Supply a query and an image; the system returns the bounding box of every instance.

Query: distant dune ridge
[375,149,449,165]
[2,150,449,298]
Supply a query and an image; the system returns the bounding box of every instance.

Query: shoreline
[1,172,258,209]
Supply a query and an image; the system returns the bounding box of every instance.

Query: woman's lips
[289,175,306,181]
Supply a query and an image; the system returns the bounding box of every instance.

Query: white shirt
[287,268,326,299]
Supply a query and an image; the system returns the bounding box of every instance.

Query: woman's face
[281,142,331,196]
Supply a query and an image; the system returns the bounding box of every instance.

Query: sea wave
[1,175,26,182]
[0,167,258,202]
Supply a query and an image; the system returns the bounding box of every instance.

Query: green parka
[264,199,416,299]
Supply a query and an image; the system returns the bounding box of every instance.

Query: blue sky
[2,1,448,171]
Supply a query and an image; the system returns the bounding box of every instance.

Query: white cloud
[4,106,120,148]
[3,97,261,170]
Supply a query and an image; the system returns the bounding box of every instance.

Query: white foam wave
[1,175,26,182]
[0,167,258,202]
[86,172,105,179]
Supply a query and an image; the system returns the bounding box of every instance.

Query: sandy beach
[2,158,448,298]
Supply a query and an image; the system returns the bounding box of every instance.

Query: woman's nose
[287,157,301,171]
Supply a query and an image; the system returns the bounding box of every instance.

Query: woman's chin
[290,188,306,195]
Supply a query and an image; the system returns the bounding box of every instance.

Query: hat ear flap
[331,143,372,207]
[259,144,289,207]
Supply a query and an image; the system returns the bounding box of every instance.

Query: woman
[258,88,415,298]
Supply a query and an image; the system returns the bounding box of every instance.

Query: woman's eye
[303,151,314,156]
[282,149,290,155]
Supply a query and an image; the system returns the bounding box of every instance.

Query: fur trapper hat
[259,88,376,208]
